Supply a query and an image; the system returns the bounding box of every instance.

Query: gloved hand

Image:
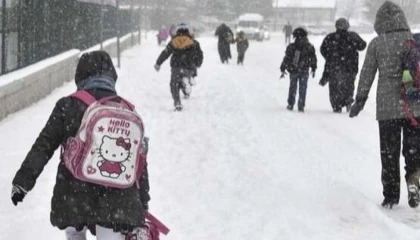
[311,71,316,78]
[349,97,368,118]
[11,185,27,206]
[280,72,287,79]
[154,64,160,72]
[319,77,328,87]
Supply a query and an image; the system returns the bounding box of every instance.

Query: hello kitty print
[97,136,131,179]
[63,91,146,189]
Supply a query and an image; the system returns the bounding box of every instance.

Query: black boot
[381,198,399,209]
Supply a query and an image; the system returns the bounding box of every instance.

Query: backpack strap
[71,91,135,110]
[71,90,96,106]
[400,85,419,127]
[98,95,136,111]
[145,211,170,235]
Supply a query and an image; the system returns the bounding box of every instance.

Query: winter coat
[215,24,234,44]
[169,24,177,38]
[12,51,150,233]
[157,28,169,40]
[321,30,366,76]
[215,24,234,61]
[354,1,420,121]
[156,33,203,70]
[280,37,317,74]
[236,36,249,54]
[283,24,293,36]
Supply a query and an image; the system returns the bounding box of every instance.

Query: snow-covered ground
[2,32,420,240]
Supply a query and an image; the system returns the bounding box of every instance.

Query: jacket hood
[75,51,118,85]
[293,27,308,39]
[374,1,410,35]
[336,18,350,31]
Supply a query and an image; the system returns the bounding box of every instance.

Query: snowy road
[1,33,420,239]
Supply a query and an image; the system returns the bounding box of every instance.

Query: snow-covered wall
[0,32,139,120]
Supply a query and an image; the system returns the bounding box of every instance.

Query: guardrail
[0,32,138,121]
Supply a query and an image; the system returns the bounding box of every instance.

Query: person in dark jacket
[235,31,249,65]
[169,24,177,38]
[320,18,366,113]
[283,21,293,45]
[280,27,317,112]
[350,1,420,209]
[215,23,234,64]
[11,51,150,239]
[154,23,204,111]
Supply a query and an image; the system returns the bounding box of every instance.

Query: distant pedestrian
[215,23,234,64]
[235,31,249,65]
[283,21,293,45]
[157,25,169,45]
[280,27,317,112]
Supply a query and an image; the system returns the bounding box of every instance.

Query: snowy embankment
[1,33,420,240]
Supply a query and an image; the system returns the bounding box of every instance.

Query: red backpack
[401,39,420,126]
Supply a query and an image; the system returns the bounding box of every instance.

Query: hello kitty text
[107,119,131,136]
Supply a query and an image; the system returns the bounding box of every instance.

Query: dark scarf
[76,75,116,93]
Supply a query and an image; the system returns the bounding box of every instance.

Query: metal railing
[1,0,141,76]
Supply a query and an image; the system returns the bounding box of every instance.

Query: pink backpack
[125,212,170,240]
[63,90,147,189]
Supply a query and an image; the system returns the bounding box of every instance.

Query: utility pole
[100,0,104,50]
[131,0,134,47]
[138,0,142,44]
[116,0,121,68]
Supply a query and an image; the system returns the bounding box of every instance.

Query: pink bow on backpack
[125,211,170,240]
[116,137,132,151]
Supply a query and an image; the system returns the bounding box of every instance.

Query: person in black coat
[283,21,293,45]
[215,23,234,64]
[11,51,150,238]
[235,31,249,65]
[154,23,204,111]
[320,18,367,113]
[280,28,317,112]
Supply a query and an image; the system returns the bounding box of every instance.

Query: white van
[236,13,268,41]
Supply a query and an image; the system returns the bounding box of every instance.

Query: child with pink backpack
[11,51,168,239]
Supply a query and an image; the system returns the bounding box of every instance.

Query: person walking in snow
[169,24,177,38]
[10,51,150,239]
[280,27,317,112]
[349,1,420,209]
[320,18,366,113]
[157,25,169,46]
[154,23,204,111]
[283,21,293,45]
[235,31,249,65]
[215,23,234,64]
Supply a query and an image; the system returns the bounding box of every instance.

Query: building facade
[271,0,336,29]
